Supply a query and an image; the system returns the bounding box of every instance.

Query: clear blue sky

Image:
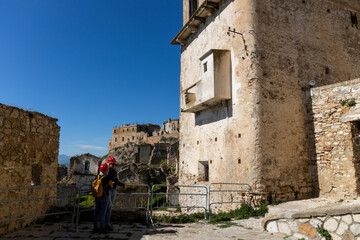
[0,0,182,157]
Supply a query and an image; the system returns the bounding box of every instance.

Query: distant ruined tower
[173,0,360,203]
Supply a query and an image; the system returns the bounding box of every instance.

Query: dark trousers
[93,195,109,229]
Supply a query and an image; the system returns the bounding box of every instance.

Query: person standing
[93,163,113,233]
[104,157,125,231]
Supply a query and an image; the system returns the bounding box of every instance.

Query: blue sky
[0,0,182,157]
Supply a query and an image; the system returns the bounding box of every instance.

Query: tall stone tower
[172,0,360,203]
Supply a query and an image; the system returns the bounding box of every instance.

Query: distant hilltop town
[108,118,179,151]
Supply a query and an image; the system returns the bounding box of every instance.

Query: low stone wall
[0,103,60,235]
[263,199,360,240]
[266,213,360,240]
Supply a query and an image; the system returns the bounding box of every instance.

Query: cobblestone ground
[1,217,297,240]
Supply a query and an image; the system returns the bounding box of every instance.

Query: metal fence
[74,183,152,231]
[149,184,208,224]
[0,185,75,223]
[208,183,252,221]
[113,184,151,224]
[1,182,253,230]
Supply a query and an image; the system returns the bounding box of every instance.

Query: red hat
[107,157,116,164]
[99,163,109,173]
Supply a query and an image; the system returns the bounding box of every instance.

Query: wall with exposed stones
[307,78,360,198]
[178,0,360,206]
[0,103,60,235]
[254,0,360,202]
[266,212,360,240]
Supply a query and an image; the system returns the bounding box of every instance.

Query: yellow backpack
[92,175,104,198]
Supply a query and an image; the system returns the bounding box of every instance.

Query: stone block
[336,222,349,235]
[299,223,317,237]
[310,218,322,227]
[342,215,353,225]
[324,218,338,232]
[278,221,292,235]
[353,214,360,222]
[331,233,342,240]
[350,223,360,236]
[344,231,355,240]
[266,221,278,233]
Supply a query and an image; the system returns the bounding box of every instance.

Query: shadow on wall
[351,123,360,194]
[194,99,233,126]
[305,88,320,198]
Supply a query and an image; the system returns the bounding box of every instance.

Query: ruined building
[69,153,100,188]
[173,0,360,203]
[0,103,60,234]
[108,118,179,151]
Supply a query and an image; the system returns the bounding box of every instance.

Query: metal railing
[149,184,208,224]
[208,183,252,221]
[113,184,151,224]
[73,184,93,232]
[74,183,152,231]
[0,185,75,223]
[1,182,253,230]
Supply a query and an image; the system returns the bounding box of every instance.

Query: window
[203,62,207,72]
[114,129,116,134]
[198,161,209,182]
[122,137,124,141]
[115,138,117,142]
[189,0,198,18]
[31,164,42,186]
[132,136,135,140]
[85,161,90,171]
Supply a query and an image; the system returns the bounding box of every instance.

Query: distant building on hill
[69,153,99,188]
[108,119,179,151]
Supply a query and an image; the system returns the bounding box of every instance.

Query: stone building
[0,103,60,234]
[108,119,179,151]
[69,153,99,188]
[172,0,360,203]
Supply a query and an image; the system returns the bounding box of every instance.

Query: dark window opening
[31,164,42,186]
[85,161,90,171]
[115,138,117,142]
[189,0,198,18]
[198,161,209,182]
[122,137,125,141]
[203,62,207,72]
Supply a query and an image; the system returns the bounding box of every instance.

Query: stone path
[1,217,296,240]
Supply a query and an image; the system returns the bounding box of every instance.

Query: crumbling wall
[308,78,360,198]
[0,103,60,235]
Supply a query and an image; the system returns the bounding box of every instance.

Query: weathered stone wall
[179,0,264,204]
[69,153,99,177]
[308,79,360,198]
[266,212,360,239]
[0,103,60,235]
[57,164,68,181]
[254,0,360,202]
[178,0,360,206]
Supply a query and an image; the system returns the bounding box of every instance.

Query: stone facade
[69,153,99,188]
[108,119,179,151]
[174,0,360,205]
[0,103,60,235]
[307,79,360,199]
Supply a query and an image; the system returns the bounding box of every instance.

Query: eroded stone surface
[299,223,317,237]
